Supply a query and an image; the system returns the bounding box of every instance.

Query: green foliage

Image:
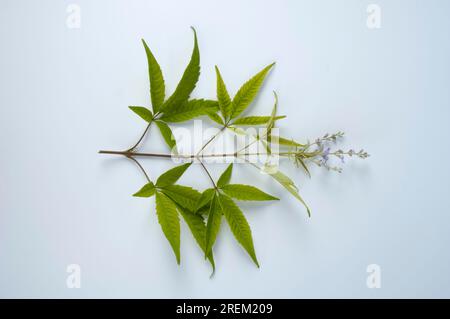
[133,182,156,197]
[263,167,311,217]
[100,28,368,274]
[271,136,304,147]
[232,115,285,126]
[160,184,201,211]
[221,184,278,201]
[142,39,165,112]
[215,66,232,121]
[155,191,181,264]
[217,164,233,188]
[207,112,225,125]
[156,163,191,187]
[230,63,275,119]
[160,27,200,112]
[194,188,215,213]
[205,195,222,257]
[137,29,214,152]
[155,121,176,151]
[217,193,259,267]
[177,205,215,271]
[212,63,277,126]
[159,99,218,123]
[296,157,311,178]
[265,91,278,148]
[129,106,153,123]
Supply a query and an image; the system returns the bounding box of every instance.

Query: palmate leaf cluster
[130,28,218,151]
[134,162,278,272]
[124,28,325,272]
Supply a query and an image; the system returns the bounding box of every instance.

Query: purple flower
[322,147,330,162]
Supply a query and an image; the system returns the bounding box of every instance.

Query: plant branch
[197,159,217,189]
[126,121,153,152]
[99,150,175,158]
[196,125,226,156]
[99,149,310,159]
[234,127,270,155]
[126,155,151,182]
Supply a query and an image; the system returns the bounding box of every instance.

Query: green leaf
[221,184,278,201]
[133,182,155,197]
[215,66,232,120]
[194,188,215,213]
[156,163,192,187]
[230,63,275,119]
[205,195,222,256]
[142,39,165,112]
[232,115,285,126]
[263,167,311,217]
[160,184,201,211]
[177,206,215,272]
[161,27,200,111]
[227,126,248,136]
[217,164,233,188]
[196,205,212,216]
[297,158,311,178]
[155,121,177,151]
[261,139,272,155]
[270,136,305,147]
[129,106,153,123]
[155,192,180,264]
[217,193,259,267]
[207,112,225,125]
[159,99,218,123]
[265,91,278,147]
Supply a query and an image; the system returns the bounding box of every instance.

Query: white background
[1,0,450,297]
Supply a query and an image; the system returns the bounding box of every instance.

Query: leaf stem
[197,159,217,189]
[126,155,151,182]
[126,121,153,152]
[235,127,270,155]
[196,125,227,156]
